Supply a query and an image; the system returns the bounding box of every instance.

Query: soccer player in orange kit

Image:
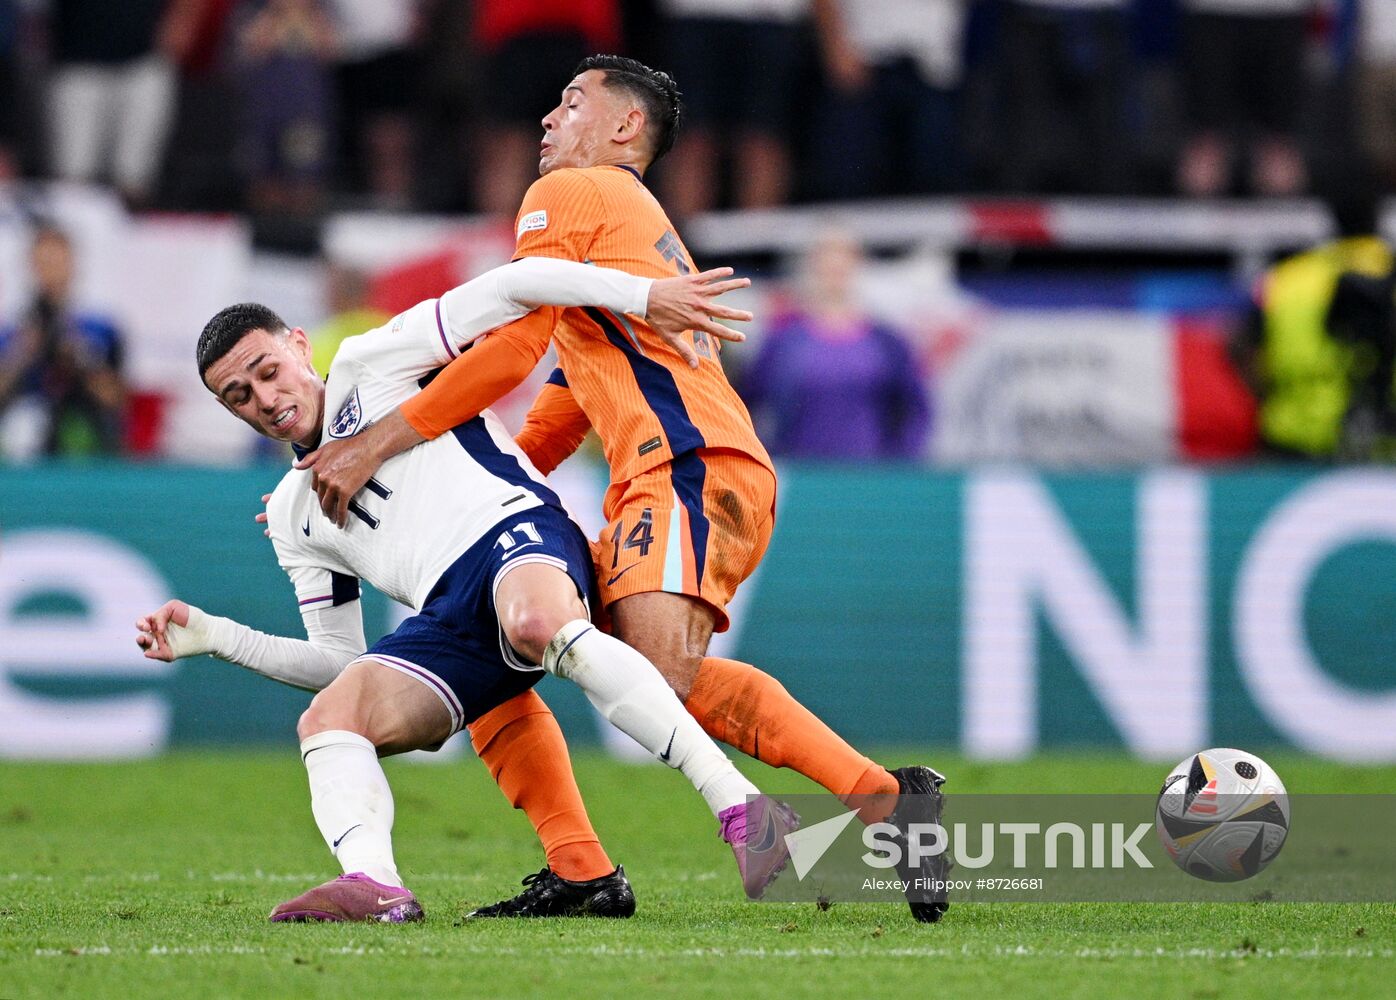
[299,55,949,922]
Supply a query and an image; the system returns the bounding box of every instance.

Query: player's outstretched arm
[298,260,753,525]
[297,255,649,526]
[296,310,555,526]
[134,597,363,691]
[502,257,754,368]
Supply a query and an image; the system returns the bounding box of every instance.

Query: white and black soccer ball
[1155,748,1289,882]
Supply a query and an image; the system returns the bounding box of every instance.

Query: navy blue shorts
[354,506,598,735]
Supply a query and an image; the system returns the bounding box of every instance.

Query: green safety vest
[1259,237,1393,456]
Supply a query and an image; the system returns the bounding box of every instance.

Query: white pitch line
[25,943,1394,961]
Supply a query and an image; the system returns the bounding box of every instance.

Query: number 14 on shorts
[609,508,655,572]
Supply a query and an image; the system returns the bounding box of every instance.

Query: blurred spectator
[1232,199,1395,459]
[309,263,389,372]
[742,229,929,460]
[45,0,202,207]
[658,0,806,217]
[0,226,127,459]
[1355,0,1396,192]
[993,0,1132,195]
[324,0,419,207]
[161,0,243,210]
[1176,0,1314,197]
[0,0,38,180]
[471,0,620,217]
[233,0,337,217]
[407,0,472,212]
[809,0,966,200]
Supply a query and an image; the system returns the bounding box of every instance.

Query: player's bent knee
[502,605,572,665]
[297,690,367,742]
[496,563,588,664]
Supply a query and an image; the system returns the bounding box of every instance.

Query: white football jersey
[263,258,652,620]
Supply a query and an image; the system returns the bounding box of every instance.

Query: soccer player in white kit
[135,257,795,922]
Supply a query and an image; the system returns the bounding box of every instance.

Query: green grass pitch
[2,750,1392,998]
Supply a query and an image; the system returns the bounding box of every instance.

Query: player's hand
[646,267,753,369]
[295,436,378,528]
[255,493,271,538]
[135,600,191,662]
[294,412,424,528]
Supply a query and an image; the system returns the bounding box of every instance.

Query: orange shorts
[593,448,777,632]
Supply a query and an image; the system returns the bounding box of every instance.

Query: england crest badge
[329,387,363,438]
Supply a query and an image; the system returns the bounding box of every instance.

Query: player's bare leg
[270,660,449,923]
[612,590,949,922]
[492,563,793,899]
[606,591,713,702]
[613,591,897,805]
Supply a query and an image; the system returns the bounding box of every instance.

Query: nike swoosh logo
[606,564,640,587]
[332,823,361,849]
[377,894,411,906]
[302,516,311,536]
[658,727,676,762]
[749,807,781,853]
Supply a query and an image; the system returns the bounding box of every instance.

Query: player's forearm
[167,605,358,691]
[491,256,651,317]
[437,258,649,354]
[357,408,426,465]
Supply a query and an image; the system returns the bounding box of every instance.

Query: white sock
[300,729,403,888]
[544,620,758,817]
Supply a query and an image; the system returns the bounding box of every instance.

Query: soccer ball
[1155,748,1289,882]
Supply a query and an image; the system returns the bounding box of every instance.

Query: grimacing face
[203,327,324,447]
[539,70,641,175]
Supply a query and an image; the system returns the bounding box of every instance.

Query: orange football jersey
[511,164,772,484]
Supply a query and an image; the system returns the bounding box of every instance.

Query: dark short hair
[575,54,683,164]
[197,302,289,381]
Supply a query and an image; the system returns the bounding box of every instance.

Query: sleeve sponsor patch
[517,210,548,237]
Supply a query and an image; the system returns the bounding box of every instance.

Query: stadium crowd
[1,1,1394,216]
[4,0,1396,466]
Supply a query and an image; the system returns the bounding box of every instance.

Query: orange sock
[468,690,614,882]
[685,658,899,822]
